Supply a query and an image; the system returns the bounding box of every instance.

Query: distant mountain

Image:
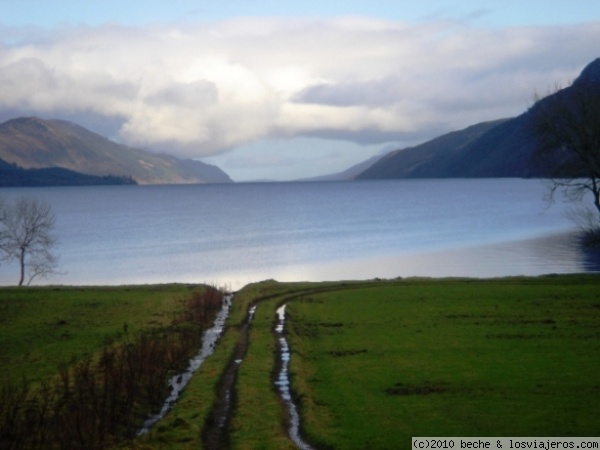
[0,117,232,185]
[357,58,600,180]
[297,153,386,181]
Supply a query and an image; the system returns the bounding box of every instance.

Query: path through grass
[3,276,599,449]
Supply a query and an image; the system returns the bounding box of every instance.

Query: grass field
[0,285,202,387]
[221,276,600,450]
[285,276,600,448]
[2,275,599,449]
[0,284,225,449]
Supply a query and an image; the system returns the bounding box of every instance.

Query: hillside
[0,157,136,187]
[297,153,385,181]
[357,58,600,180]
[357,119,510,179]
[0,117,232,185]
[356,113,541,179]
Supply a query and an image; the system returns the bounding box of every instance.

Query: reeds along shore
[0,286,223,450]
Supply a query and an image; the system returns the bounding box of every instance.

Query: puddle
[274,304,315,450]
[137,293,232,436]
[202,302,259,448]
[220,304,258,428]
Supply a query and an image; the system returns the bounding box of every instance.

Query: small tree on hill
[0,197,58,286]
[530,66,600,234]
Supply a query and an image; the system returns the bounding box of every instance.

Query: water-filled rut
[202,303,257,449]
[137,293,232,436]
[203,285,366,449]
[274,304,315,450]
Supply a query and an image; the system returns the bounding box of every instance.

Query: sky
[1,1,599,181]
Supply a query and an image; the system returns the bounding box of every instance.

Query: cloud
[0,18,599,157]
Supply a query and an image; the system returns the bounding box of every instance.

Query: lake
[1,179,598,289]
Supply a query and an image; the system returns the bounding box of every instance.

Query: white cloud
[0,18,599,158]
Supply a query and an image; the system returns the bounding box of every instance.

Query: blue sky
[1,1,599,181]
[2,1,597,27]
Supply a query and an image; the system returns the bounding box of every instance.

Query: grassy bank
[0,285,201,386]
[133,284,261,449]
[0,284,224,449]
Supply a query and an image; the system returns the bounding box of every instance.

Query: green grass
[228,280,390,449]
[133,280,291,450]
[3,276,600,449]
[132,329,236,450]
[0,284,199,386]
[230,295,295,450]
[286,276,600,449]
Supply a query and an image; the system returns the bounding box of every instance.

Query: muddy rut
[202,282,390,449]
[202,304,256,449]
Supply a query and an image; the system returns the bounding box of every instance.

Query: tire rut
[202,281,401,449]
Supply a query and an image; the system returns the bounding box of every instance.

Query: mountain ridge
[0,117,232,185]
[355,58,600,180]
[296,153,386,182]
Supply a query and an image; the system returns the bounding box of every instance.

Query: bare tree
[0,197,58,286]
[0,197,8,266]
[530,70,600,231]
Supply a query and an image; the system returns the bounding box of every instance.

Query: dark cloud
[293,76,407,108]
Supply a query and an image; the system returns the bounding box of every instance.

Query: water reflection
[1,181,597,289]
[149,231,600,290]
[274,305,315,450]
[579,238,600,272]
[137,294,232,436]
[265,231,599,284]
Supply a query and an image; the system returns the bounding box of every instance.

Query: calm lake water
[1,179,598,289]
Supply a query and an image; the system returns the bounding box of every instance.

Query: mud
[202,304,257,449]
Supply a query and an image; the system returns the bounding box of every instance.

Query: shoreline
[1,229,597,290]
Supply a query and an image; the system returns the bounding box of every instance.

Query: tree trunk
[593,179,600,218]
[18,248,25,287]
